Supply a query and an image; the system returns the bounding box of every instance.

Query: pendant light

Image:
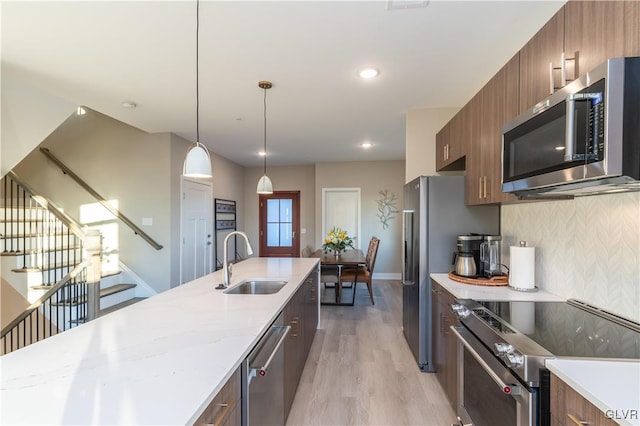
[256,80,274,194]
[183,0,212,178]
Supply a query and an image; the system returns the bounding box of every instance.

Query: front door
[259,191,300,257]
[181,178,213,283]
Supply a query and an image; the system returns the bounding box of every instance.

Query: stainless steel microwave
[502,57,640,197]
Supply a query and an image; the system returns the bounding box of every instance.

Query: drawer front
[194,368,241,426]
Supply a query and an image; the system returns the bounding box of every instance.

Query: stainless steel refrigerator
[402,176,499,371]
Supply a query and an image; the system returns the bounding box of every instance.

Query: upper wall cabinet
[467,55,519,205]
[564,1,640,77]
[519,7,565,113]
[520,1,640,114]
[435,0,640,205]
[435,111,466,171]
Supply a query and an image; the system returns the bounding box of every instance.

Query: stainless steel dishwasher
[242,312,290,426]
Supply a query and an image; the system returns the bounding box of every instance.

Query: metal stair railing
[1,261,93,355]
[40,147,163,250]
[2,171,87,286]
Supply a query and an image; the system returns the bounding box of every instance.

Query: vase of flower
[322,227,354,256]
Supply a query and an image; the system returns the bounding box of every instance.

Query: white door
[322,188,361,249]
[181,179,213,283]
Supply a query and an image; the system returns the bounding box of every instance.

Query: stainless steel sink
[224,280,288,295]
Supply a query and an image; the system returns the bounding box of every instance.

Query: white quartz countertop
[431,273,565,301]
[0,257,319,425]
[546,359,640,426]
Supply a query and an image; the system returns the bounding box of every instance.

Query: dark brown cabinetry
[466,55,520,205]
[431,280,458,410]
[564,1,640,86]
[520,1,640,114]
[437,1,640,205]
[550,373,617,426]
[436,111,467,172]
[518,7,565,113]
[194,368,241,426]
[284,269,318,421]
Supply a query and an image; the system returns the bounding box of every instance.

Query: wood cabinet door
[519,7,565,113]
[550,373,617,426]
[431,282,446,388]
[194,368,241,426]
[436,123,450,172]
[436,113,466,172]
[484,55,520,204]
[284,286,304,420]
[465,92,484,206]
[303,271,318,358]
[565,1,640,79]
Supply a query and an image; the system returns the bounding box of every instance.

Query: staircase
[1,172,145,354]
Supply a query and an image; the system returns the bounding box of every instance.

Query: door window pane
[267,223,280,247]
[267,199,280,222]
[280,199,292,223]
[280,223,292,247]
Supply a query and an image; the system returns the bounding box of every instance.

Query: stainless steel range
[451,299,640,426]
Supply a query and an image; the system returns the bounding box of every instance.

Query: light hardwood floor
[286,280,456,426]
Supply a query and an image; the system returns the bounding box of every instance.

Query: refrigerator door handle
[402,210,414,286]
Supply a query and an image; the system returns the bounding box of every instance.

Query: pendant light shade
[183,0,212,179]
[256,80,273,194]
[256,174,274,194]
[183,142,212,178]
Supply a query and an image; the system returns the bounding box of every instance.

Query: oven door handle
[451,326,521,396]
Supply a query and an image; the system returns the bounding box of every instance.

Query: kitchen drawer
[194,368,241,426]
[550,373,616,426]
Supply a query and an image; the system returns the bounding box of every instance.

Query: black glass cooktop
[478,301,640,360]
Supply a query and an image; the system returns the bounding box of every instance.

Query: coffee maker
[454,234,484,277]
[480,235,503,278]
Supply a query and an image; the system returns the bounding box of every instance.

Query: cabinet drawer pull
[483,176,487,199]
[290,318,299,337]
[205,398,237,426]
[567,413,590,425]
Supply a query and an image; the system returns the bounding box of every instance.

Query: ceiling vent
[386,0,430,10]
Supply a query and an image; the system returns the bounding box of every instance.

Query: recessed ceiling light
[121,100,137,109]
[554,146,565,150]
[358,68,380,79]
[76,106,86,116]
[258,150,267,156]
[361,142,373,149]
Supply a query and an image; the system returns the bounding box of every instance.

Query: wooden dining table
[311,249,366,306]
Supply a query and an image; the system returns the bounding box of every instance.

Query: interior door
[322,188,361,249]
[181,179,213,283]
[259,191,300,257]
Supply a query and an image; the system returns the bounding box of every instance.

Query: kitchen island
[0,257,319,425]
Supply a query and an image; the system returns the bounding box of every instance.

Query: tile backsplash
[501,192,640,322]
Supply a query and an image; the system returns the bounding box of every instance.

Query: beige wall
[315,161,405,276]
[13,109,175,293]
[502,192,640,322]
[405,107,459,183]
[243,165,316,258]
[1,77,76,176]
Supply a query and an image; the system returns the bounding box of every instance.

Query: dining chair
[321,265,341,303]
[338,236,380,305]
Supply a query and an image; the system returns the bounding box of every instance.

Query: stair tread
[29,270,123,288]
[51,283,137,306]
[1,245,82,256]
[12,261,77,273]
[1,233,71,239]
[99,297,146,316]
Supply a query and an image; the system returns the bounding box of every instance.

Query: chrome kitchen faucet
[221,231,254,289]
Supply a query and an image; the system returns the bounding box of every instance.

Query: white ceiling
[2,0,564,168]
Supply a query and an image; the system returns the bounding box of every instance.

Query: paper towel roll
[509,243,535,290]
